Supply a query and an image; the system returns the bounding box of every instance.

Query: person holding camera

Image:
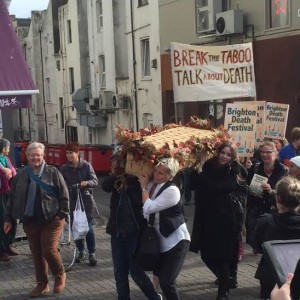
[254,176,300,299]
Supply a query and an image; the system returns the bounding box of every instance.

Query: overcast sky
[9,0,49,18]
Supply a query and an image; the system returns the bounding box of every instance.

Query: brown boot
[53,273,66,294]
[29,282,50,297]
[0,252,11,261]
[6,246,20,256]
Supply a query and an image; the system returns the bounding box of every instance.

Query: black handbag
[134,215,160,271]
[134,182,175,271]
[229,182,248,231]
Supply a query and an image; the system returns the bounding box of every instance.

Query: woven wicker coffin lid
[125,152,154,176]
[143,127,216,150]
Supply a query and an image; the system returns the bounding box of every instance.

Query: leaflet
[249,174,268,195]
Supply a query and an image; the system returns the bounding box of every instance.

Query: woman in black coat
[246,141,288,250]
[190,141,245,300]
[254,176,300,299]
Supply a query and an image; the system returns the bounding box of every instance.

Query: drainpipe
[23,42,32,140]
[130,0,139,130]
[39,28,48,142]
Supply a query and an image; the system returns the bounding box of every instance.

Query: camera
[263,239,300,299]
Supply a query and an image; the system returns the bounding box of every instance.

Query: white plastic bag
[72,190,89,241]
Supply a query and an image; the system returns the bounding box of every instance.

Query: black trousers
[154,240,190,300]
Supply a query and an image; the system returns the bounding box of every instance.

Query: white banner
[170,42,256,103]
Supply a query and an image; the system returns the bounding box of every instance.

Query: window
[45,78,51,102]
[56,60,61,71]
[138,0,148,7]
[67,126,78,142]
[195,0,208,7]
[59,97,64,129]
[99,55,106,89]
[67,20,72,43]
[96,0,103,31]
[141,38,150,77]
[266,0,290,29]
[69,68,75,94]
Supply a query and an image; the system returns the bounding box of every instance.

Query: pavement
[0,176,262,300]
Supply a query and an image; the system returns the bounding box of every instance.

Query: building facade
[11,0,300,145]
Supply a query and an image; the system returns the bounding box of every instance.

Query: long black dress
[190,157,243,296]
[190,157,242,259]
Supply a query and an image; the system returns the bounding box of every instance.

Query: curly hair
[275,176,300,209]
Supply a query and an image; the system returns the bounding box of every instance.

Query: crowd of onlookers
[0,127,299,300]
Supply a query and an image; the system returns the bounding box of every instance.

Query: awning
[0,0,38,109]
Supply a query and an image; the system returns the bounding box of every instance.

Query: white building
[84,0,162,145]
[15,0,165,145]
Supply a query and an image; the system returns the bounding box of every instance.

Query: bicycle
[59,214,77,272]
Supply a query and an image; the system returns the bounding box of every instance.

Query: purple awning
[0,0,38,109]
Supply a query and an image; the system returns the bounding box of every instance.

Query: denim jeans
[76,217,96,255]
[111,234,160,300]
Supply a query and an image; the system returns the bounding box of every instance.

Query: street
[0,176,262,299]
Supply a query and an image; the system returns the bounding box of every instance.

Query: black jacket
[246,159,288,248]
[254,212,300,296]
[190,158,243,260]
[102,175,146,236]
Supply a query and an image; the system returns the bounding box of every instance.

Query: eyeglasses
[260,151,274,155]
[28,153,43,158]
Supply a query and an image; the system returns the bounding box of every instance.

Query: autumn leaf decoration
[115,118,231,169]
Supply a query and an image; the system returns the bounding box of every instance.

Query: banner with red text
[170,42,256,103]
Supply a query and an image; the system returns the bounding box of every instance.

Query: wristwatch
[142,187,148,192]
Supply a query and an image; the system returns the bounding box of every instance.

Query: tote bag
[72,190,89,240]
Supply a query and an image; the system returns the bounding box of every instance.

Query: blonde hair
[156,157,179,178]
[261,141,277,153]
[275,176,300,209]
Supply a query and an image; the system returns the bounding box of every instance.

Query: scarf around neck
[24,161,46,217]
